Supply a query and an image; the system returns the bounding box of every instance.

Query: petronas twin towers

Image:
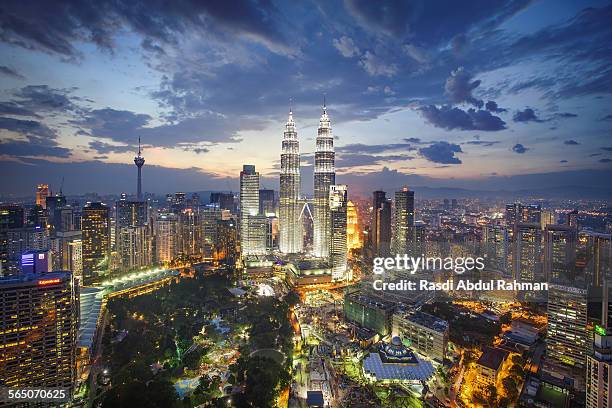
[279,102,335,256]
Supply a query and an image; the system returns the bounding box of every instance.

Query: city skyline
[1,1,612,196]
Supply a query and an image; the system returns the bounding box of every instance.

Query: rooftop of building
[346,290,395,311]
[362,337,435,382]
[0,270,71,287]
[476,347,508,371]
[395,309,449,333]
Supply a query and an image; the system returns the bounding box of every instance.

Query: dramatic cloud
[336,143,416,154]
[88,140,135,154]
[0,101,38,117]
[560,160,568,163]
[0,0,293,58]
[564,140,580,145]
[485,101,506,113]
[554,112,577,119]
[0,117,70,157]
[333,36,360,58]
[464,139,500,147]
[599,158,612,163]
[601,147,612,152]
[359,51,398,77]
[336,153,413,168]
[0,65,25,79]
[512,143,528,154]
[513,108,545,123]
[419,141,463,164]
[445,67,483,108]
[418,105,506,131]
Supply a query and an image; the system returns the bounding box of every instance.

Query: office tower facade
[178,208,201,257]
[81,202,110,284]
[513,223,543,284]
[329,185,348,280]
[586,283,612,408]
[240,165,266,255]
[134,137,145,200]
[544,224,577,285]
[216,218,238,265]
[372,191,391,257]
[45,194,66,228]
[541,209,556,230]
[20,249,52,274]
[68,239,83,279]
[279,109,303,254]
[36,184,50,208]
[0,271,78,393]
[346,201,361,250]
[117,226,150,270]
[483,225,510,277]
[4,226,50,276]
[506,203,542,226]
[259,188,276,215]
[155,213,178,264]
[393,187,415,255]
[313,103,335,258]
[392,309,449,361]
[546,284,588,387]
[581,232,612,288]
[210,192,235,212]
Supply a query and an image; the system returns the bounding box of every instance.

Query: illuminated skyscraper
[329,185,348,280]
[544,224,577,285]
[155,213,178,264]
[240,165,266,255]
[134,137,145,200]
[393,187,415,256]
[372,191,391,257]
[513,223,543,284]
[545,284,588,390]
[36,184,50,208]
[81,202,110,284]
[279,108,303,254]
[313,101,335,258]
[0,271,78,393]
[346,201,361,250]
[586,283,612,408]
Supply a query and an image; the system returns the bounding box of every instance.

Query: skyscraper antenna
[138,136,142,156]
[289,97,293,113]
[323,94,326,109]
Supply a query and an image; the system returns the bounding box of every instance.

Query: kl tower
[134,137,145,200]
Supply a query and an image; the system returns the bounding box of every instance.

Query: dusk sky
[1,0,611,197]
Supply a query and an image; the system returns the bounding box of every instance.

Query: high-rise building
[313,102,335,258]
[513,223,543,284]
[546,284,588,389]
[134,137,145,200]
[506,203,541,226]
[240,165,266,255]
[259,188,276,216]
[329,185,348,281]
[541,209,556,230]
[0,271,78,394]
[392,309,449,361]
[68,239,83,280]
[45,193,67,228]
[279,108,303,254]
[36,184,50,208]
[81,202,110,284]
[544,224,577,285]
[346,201,361,250]
[372,191,391,257]
[117,225,151,270]
[210,192,235,212]
[216,218,238,266]
[20,249,52,274]
[393,187,415,256]
[155,213,178,264]
[586,283,612,408]
[483,225,510,277]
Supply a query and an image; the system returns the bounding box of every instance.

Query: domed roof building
[362,337,435,384]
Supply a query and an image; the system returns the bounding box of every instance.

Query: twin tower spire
[279,100,335,255]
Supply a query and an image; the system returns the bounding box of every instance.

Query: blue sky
[0,0,611,197]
